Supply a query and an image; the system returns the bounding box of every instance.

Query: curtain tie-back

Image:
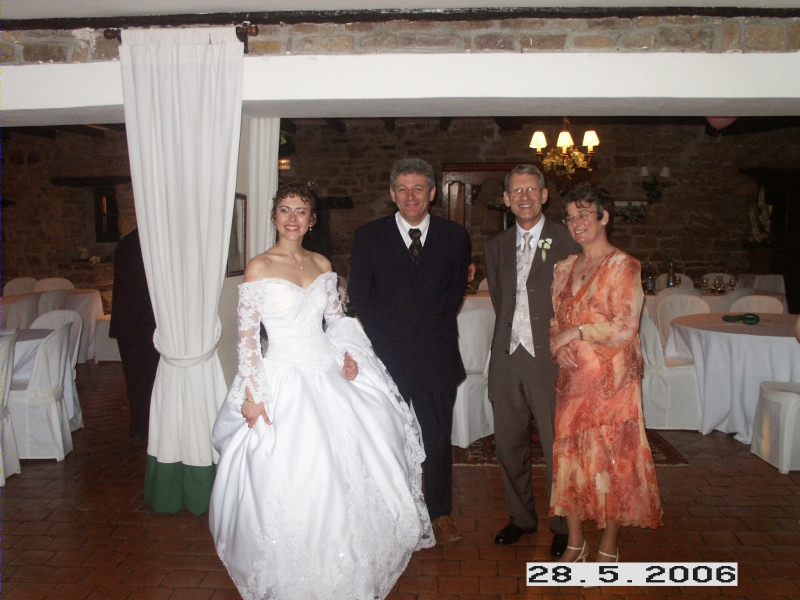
[154,321,222,368]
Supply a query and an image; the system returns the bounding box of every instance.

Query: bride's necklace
[281,252,306,270]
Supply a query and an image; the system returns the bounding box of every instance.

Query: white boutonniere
[538,238,552,262]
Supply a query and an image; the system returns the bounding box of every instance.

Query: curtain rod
[103,23,259,53]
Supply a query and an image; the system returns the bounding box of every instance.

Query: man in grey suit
[483,165,581,555]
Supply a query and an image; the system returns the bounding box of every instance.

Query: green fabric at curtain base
[144,455,216,515]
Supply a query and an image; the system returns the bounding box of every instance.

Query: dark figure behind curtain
[109,229,160,438]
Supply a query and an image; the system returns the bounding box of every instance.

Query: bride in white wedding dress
[209,184,433,600]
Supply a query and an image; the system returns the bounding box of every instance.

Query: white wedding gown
[209,272,433,600]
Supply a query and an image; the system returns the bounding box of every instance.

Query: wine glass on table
[702,277,708,294]
[713,275,724,295]
[729,275,738,291]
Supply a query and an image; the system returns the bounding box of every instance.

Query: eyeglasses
[562,210,599,225]
[509,186,542,198]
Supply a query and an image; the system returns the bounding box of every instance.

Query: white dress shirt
[510,218,545,357]
[395,212,431,248]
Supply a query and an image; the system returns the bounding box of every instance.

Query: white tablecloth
[465,291,493,310]
[665,312,800,444]
[0,290,104,363]
[2,329,76,421]
[644,290,788,316]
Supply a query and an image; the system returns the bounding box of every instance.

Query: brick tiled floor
[2,362,799,599]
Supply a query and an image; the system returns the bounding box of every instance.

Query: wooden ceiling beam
[325,118,347,133]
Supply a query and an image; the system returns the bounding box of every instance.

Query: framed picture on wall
[614,200,648,224]
[227,193,247,277]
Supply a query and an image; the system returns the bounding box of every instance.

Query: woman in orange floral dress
[549,185,662,563]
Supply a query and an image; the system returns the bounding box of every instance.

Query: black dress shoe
[494,522,537,545]
[550,533,569,557]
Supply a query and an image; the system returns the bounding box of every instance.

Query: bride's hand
[342,352,358,381]
[242,394,272,427]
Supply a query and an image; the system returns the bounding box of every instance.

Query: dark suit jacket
[484,217,582,401]
[349,213,471,397]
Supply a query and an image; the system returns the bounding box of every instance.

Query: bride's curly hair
[271,183,319,220]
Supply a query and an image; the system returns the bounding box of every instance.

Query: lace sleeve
[227,281,273,411]
[323,273,346,326]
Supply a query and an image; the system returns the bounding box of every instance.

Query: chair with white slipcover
[30,310,84,431]
[37,289,69,316]
[478,278,489,291]
[451,306,495,448]
[751,381,800,474]
[719,287,756,312]
[651,287,701,336]
[4,294,40,330]
[34,277,74,292]
[639,313,702,430]
[655,272,693,290]
[730,295,784,314]
[656,293,710,348]
[3,277,38,296]
[7,324,73,460]
[1,330,22,483]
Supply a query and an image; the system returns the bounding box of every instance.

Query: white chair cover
[31,310,84,431]
[34,277,75,292]
[38,289,69,316]
[477,278,490,291]
[652,287,701,335]
[655,272,693,290]
[4,277,38,296]
[5,294,40,330]
[452,306,495,448]
[730,295,784,314]
[656,293,709,347]
[753,274,786,294]
[719,287,756,312]
[1,330,22,484]
[7,324,73,460]
[739,273,786,294]
[750,381,800,474]
[639,313,702,430]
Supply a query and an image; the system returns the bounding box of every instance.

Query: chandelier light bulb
[529,131,548,152]
[582,130,600,153]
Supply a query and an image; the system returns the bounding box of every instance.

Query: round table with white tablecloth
[0,289,104,363]
[0,328,76,421]
[664,312,800,444]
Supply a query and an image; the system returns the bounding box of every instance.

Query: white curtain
[120,27,243,514]
[248,117,280,257]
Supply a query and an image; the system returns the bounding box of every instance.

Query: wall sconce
[278,158,291,171]
[640,166,670,202]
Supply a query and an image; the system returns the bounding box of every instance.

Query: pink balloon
[706,116,738,130]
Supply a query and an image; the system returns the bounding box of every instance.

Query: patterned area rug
[452,420,688,467]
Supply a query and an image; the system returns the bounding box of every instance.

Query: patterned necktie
[409,228,422,266]
[521,231,532,258]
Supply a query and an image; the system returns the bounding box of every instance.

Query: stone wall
[279,118,800,284]
[2,15,800,65]
[3,119,798,296]
[0,129,132,309]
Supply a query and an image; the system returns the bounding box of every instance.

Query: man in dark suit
[349,158,471,543]
[484,165,581,555]
[109,228,160,438]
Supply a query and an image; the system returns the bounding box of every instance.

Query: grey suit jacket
[484,217,582,401]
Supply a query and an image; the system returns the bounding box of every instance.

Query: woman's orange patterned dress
[549,250,662,529]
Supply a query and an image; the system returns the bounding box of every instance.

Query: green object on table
[722,313,760,325]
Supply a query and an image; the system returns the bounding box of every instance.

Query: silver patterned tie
[522,231,532,259]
